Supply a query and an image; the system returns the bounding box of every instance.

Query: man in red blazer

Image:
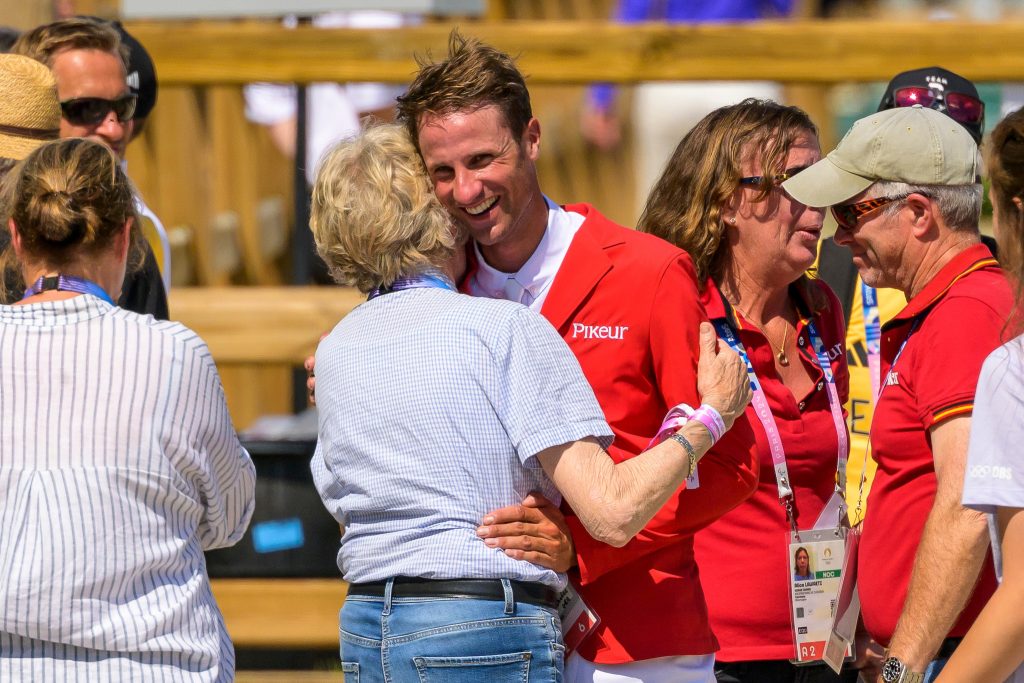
[392,33,757,682]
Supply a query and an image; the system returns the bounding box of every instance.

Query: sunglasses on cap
[831,194,911,231]
[60,94,137,127]
[893,86,984,126]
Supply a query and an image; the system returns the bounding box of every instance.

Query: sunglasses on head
[893,86,984,125]
[831,194,910,231]
[60,94,137,127]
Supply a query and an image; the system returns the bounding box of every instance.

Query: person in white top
[0,137,254,682]
[938,108,1024,683]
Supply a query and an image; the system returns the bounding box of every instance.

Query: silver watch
[881,655,924,683]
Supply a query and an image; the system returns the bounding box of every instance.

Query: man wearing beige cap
[0,53,61,299]
[783,105,1010,683]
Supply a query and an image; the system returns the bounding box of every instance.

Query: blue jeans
[340,578,564,683]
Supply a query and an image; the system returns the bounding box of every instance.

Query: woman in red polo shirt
[639,99,855,683]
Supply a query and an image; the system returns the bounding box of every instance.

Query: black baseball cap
[877,66,983,144]
[112,21,157,121]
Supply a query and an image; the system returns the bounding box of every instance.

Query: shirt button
[798,337,805,346]
[817,382,824,391]
[798,400,806,411]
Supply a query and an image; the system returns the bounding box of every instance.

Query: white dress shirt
[468,196,585,311]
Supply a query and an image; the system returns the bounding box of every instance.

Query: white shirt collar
[470,196,584,310]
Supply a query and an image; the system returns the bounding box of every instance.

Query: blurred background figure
[11,17,168,317]
[581,0,794,219]
[112,19,171,290]
[639,99,854,683]
[0,137,254,682]
[244,11,407,184]
[938,106,1024,683]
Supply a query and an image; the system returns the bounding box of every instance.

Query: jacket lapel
[541,210,616,331]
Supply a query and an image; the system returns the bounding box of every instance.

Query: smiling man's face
[417,105,544,269]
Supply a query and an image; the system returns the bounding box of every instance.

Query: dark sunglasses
[60,94,137,126]
[893,86,984,125]
[831,194,909,231]
[739,166,809,189]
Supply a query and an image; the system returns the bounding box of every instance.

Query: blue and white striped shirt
[0,295,255,682]
[311,286,612,589]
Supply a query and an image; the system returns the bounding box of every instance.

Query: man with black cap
[111,20,171,290]
[816,66,989,525]
[784,105,1008,683]
[11,17,168,318]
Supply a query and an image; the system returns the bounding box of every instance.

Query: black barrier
[205,439,340,578]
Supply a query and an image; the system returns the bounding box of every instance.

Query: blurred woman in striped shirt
[0,138,254,681]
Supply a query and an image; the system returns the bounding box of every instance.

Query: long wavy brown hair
[638,99,818,294]
[988,107,1024,333]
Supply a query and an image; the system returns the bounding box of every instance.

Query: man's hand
[854,630,885,682]
[304,353,316,404]
[477,493,576,572]
[304,331,330,405]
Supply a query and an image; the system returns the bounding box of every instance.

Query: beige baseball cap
[782,105,980,208]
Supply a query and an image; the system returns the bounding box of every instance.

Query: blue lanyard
[367,272,456,300]
[21,274,115,306]
[714,315,848,523]
[861,283,882,402]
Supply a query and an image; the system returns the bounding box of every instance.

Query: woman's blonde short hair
[311,123,459,293]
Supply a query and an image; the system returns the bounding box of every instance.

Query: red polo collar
[885,242,999,330]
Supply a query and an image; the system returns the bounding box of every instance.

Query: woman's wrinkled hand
[696,321,752,430]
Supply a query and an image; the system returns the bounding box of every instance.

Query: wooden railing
[125,20,1024,84]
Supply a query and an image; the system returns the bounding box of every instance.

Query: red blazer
[538,204,758,663]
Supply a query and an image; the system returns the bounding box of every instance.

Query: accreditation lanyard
[853,316,921,522]
[367,272,456,300]
[713,317,848,527]
[21,274,116,306]
[861,283,882,403]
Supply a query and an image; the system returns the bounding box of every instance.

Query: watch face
[882,657,904,682]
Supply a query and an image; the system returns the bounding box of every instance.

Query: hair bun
[34,188,89,246]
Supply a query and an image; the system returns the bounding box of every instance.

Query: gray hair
[870,181,982,233]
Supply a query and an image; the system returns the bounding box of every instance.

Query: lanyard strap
[713,317,847,524]
[861,283,882,402]
[807,319,849,494]
[368,271,456,300]
[22,274,115,306]
[853,316,921,523]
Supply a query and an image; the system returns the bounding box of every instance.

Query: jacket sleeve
[568,253,759,584]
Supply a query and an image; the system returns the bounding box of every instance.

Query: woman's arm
[536,322,750,547]
[935,505,1024,682]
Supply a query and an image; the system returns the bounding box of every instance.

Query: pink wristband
[689,404,725,444]
[647,403,725,449]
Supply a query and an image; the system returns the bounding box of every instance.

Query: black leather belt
[347,578,560,609]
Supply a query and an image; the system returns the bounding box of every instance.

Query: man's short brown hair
[396,31,532,148]
[12,17,128,71]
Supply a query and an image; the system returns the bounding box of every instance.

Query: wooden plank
[169,287,363,364]
[125,20,1024,85]
[211,578,347,649]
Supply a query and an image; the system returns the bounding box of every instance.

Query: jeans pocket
[341,661,359,683]
[412,651,531,683]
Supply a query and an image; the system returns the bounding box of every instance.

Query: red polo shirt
[858,243,1009,645]
[693,277,851,662]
